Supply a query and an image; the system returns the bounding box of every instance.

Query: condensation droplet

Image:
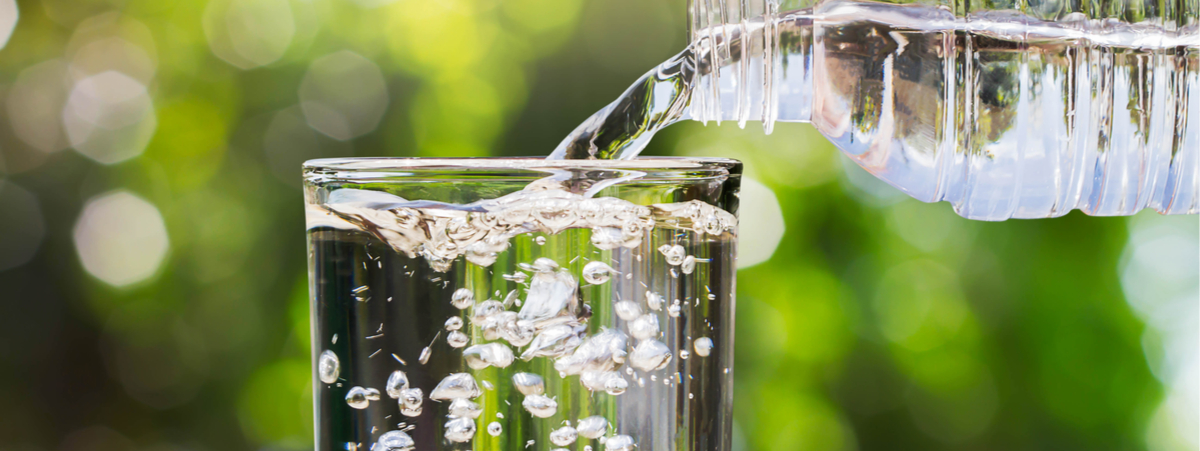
[451,288,474,309]
[693,337,714,357]
[319,350,340,384]
[582,261,615,285]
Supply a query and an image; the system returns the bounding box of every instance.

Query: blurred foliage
[0,0,1195,451]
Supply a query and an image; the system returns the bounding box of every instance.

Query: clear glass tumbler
[304,157,741,451]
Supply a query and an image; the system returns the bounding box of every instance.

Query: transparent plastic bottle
[552,0,1199,220]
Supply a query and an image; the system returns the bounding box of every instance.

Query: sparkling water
[550,0,1199,220]
[305,159,738,451]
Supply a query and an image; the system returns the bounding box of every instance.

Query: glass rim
[304,156,740,170]
[303,157,742,183]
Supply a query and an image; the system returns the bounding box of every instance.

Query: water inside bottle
[549,0,1199,220]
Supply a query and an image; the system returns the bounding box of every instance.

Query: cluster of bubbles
[310,184,737,272]
[314,188,729,449]
[318,249,719,449]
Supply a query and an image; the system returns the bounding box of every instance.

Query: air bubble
[580,371,620,392]
[693,337,714,357]
[555,328,628,376]
[582,261,615,285]
[550,426,578,446]
[628,314,660,341]
[399,388,423,417]
[445,316,463,330]
[521,323,585,360]
[536,236,547,245]
[430,373,482,400]
[679,350,690,360]
[386,370,409,398]
[576,416,608,439]
[418,346,432,364]
[645,291,663,311]
[513,372,546,396]
[346,386,373,409]
[502,319,536,347]
[605,435,635,451]
[614,301,642,321]
[681,255,696,274]
[472,300,504,323]
[375,431,415,451]
[662,245,685,265]
[318,350,340,384]
[444,417,476,443]
[488,421,503,436]
[667,303,681,318]
[530,257,560,272]
[629,339,672,372]
[502,289,520,308]
[504,272,529,284]
[449,398,483,419]
[604,375,629,395]
[447,330,469,348]
[464,343,515,369]
[522,394,558,418]
[451,288,474,309]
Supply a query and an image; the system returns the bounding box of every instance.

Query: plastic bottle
[553,0,1199,220]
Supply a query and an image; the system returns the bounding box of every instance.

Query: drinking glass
[304,157,741,451]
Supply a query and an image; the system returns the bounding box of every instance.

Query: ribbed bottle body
[690,0,1199,219]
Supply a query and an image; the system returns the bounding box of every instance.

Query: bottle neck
[686,1,814,133]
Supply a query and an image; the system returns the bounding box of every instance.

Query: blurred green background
[0,0,1196,450]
